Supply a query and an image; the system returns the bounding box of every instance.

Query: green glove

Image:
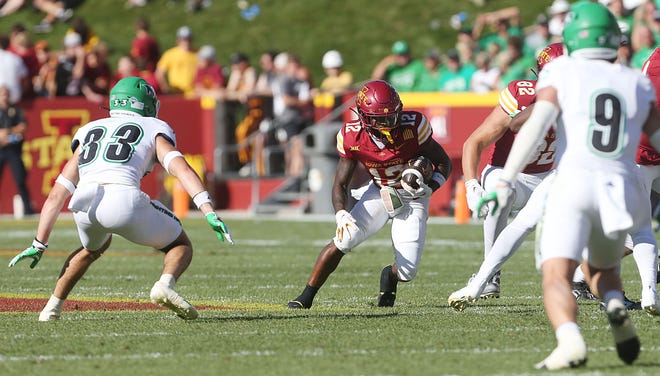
[477,181,513,217]
[205,213,234,244]
[9,239,48,269]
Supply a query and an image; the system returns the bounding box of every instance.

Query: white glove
[335,209,358,242]
[401,180,432,199]
[478,180,514,217]
[465,179,488,218]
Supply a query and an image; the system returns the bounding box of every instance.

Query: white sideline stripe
[3,345,660,362]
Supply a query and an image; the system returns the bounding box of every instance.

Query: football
[401,156,434,190]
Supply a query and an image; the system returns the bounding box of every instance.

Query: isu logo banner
[23,109,90,195]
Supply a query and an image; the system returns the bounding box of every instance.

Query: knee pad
[333,225,363,252]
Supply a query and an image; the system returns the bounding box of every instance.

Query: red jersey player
[461,43,562,299]
[288,80,452,309]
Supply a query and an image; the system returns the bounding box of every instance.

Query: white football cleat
[448,286,477,311]
[641,287,660,316]
[534,343,587,370]
[38,308,61,322]
[150,281,199,320]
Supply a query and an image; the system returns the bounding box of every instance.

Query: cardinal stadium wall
[0,92,498,216]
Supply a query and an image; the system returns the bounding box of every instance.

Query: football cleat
[534,344,587,370]
[599,292,641,312]
[377,292,396,307]
[287,300,310,309]
[150,281,198,320]
[480,272,500,299]
[641,287,660,316]
[606,298,640,365]
[38,308,61,322]
[448,287,477,312]
[572,281,598,301]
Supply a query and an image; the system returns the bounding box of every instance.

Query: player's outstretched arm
[10,150,80,269]
[156,136,234,244]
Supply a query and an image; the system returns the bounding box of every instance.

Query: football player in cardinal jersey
[287,80,452,309]
[458,42,563,299]
[480,3,660,369]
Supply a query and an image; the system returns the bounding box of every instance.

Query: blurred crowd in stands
[1,0,659,177]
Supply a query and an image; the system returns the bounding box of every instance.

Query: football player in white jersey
[8,77,233,321]
[479,3,660,370]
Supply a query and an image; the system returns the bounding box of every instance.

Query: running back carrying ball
[401,156,434,190]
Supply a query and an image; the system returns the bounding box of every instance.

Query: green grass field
[1,215,660,376]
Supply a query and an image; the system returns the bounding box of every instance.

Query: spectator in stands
[472,6,522,53]
[53,32,85,97]
[415,48,442,92]
[317,50,353,95]
[32,0,76,34]
[112,55,160,94]
[524,14,552,57]
[255,50,279,96]
[155,26,197,96]
[32,39,57,97]
[0,0,25,17]
[193,45,225,98]
[631,24,656,69]
[113,55,139,84]
[80,41,111,103]
[496,35,534,88]
[603,0,633,36]
[0,35,28,104]
[7,30,38,99]
[547,0,570,40]
[253,52,312,177]
[470,51,500,93]
[130,17,160,72]
[371,40,425,92]
[67,16,99,53]
[0,85,34,215]
[617,32,633,67]
[437,49,473,92]
[225,52,257,103]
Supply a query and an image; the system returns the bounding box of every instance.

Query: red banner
[0,96,211,214]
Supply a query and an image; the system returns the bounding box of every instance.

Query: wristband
[33,238,48,249]
[55,174,76,194]
[431,172,447,188]
[162,151,184,174]
[192,191,212,209]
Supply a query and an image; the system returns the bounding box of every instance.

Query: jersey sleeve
[416,113,433,145]
[153,119,177,146]
[498,84,520,117]
[336,126,349,158]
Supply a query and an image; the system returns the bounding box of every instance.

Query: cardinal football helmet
[535,42,564,74]
[109,76,160,117]
[356,80,402,144]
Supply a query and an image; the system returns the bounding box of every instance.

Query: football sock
[159,274,176,289]
[297,285,319,307]
[572,264,586,284]
[380,265,398,293]
[44,294,64,312]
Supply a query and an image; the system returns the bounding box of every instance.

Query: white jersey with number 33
[72,114,177,187]
[538,56,655,174]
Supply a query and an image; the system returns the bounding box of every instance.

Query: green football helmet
[562,2,621,60]
[109,77,160,117]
